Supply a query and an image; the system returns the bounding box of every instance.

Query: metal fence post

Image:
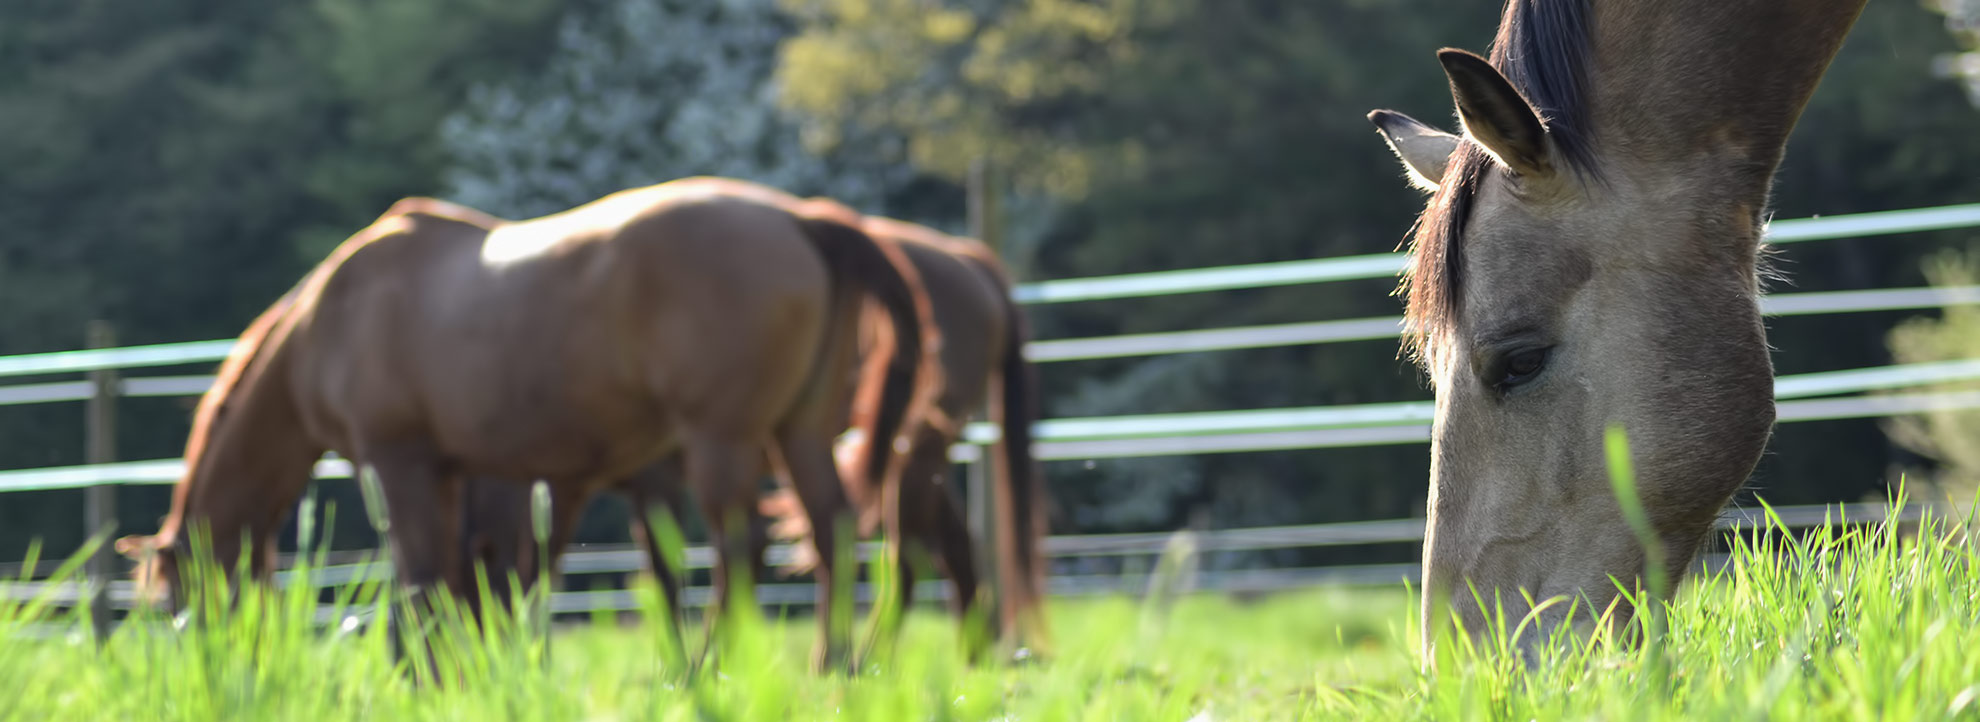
[85,320,119,642]
[966,159,1004,620]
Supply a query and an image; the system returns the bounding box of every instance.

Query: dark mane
[158,284,302,541]
[147,203,430,549]
[1491,0,1594,170]
[1400,0,1595,364]
[183,201,472,467]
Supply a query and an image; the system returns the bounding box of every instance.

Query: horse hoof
[812,647,855,676]
[1007,646,1048,667]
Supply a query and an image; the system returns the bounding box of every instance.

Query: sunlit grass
[6,493,1980,720]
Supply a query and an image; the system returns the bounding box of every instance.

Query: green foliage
[290,0,568,257]
[782,0,1980,535]
[9,497,1980,719]
[785,0,1504,534]
[1376,493,1980,721]
[1934,0,1980,103]
[4,0,1980,563]
[1883,247,1980,508]
[0,0,559,351]
[1746,0,1980,503]
[438,0,933,226]
[0,0,307,350]
[0,0,566,560]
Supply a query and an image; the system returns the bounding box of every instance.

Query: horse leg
[890,425,982,624]
[503,480,587,669]
[621,458,691,648]
[886,434,984,654]
[746,456,776,586]
[365,444,463,678]
[925,475,986,654]
[878,469,920,645]
[456,477,530,628]
[682,434,761,671]
[890,461,926,623]
[773,429,855,673]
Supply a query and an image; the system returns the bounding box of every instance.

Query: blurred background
[2,0,1979,574]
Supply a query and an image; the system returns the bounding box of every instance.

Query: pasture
[7,499,1980,721]
[8,1,1980,719]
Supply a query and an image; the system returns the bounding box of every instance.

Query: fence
[1,201,1978,624]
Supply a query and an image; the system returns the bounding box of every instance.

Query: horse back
[379,197,507,229]
[487,185,837,442]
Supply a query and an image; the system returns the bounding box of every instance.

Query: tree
[1883,248,1980,510]
[439,0,923,220]
[0,0,567,559]
[1938,0,1980,104]
[1750,0,1980,501]
[1865,0,1980,511]
[782,0,1980,542]
[783,0,1499,536]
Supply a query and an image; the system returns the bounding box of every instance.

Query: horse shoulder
[378,197,505,229]
[338,212,483,275]
[296,213,485,333]
[290,214,489,432]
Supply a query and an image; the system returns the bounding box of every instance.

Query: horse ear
[1437,48,1553,178]
[1368,109,1462,192]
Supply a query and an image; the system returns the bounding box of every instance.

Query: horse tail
[789,207,943,527]
[983,263,1049,645]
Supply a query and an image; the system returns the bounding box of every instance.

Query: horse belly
[627,227,834,436]
[422,350,672,483]
[446,404,675,485]
[645,282,830,435]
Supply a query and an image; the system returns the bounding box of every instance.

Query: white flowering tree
[1940,0,1980,104]
[438,0,917,219]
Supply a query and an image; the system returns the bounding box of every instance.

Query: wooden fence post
[965,158,1004,621]
[85,320,119,643]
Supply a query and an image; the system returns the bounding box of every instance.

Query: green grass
[8,498,1980,721]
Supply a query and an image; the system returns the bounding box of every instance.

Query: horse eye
[1498,347,1550,390]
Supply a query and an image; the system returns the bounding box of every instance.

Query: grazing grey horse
[1367,0,1869,656]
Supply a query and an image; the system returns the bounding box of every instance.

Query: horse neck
[1588,0,1868,182]
[162,350,321,571]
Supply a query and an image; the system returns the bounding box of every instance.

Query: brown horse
[808,214,1048,649]
[1366,0,1867,656]
[459,212,1050,652]
[113,177,942,671]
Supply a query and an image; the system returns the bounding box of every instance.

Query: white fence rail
[0,203,1976,382]
[0,202,1974,622]
[0,377,1975,493]
[1008,202,1980,304]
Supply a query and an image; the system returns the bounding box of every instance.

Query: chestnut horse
[460,212,1050,652]
[1366,0,1866,656]
[788,214,1048,649]
[114,177,942,671]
